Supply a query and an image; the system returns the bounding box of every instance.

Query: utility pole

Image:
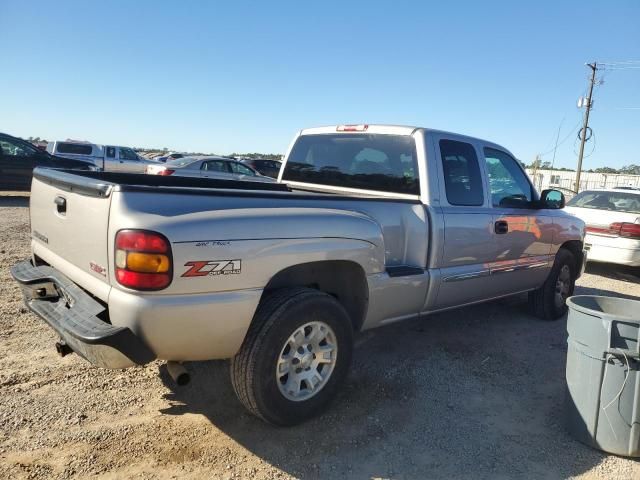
[575,62,597,192]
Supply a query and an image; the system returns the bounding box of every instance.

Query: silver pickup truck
[12,124,586,425]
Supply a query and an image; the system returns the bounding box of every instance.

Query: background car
[565,188,640,266]
[0,132,93,190]
[153,152,185,163]
[145,155,276,182]
[47,141,151,173]
[239,158,282,178]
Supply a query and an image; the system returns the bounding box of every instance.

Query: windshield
[282,134,419,195]
[567,190,640,213]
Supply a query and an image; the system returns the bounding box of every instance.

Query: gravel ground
[1,194,639,479]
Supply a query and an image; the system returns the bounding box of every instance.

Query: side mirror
[539,189,565,209]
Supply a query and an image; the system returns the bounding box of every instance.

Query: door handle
[494,220,509,234]
[54,195,66,215]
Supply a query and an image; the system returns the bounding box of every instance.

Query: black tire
[528,248,577,320]
[230,287,354,426]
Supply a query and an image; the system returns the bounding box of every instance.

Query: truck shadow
[585,263,640,284]
[0,195,29,207]
[157,292,632,479]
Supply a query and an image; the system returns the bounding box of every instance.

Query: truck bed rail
[33,168,291,197]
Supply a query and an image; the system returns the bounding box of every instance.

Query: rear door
[481,147,554,291]
[433,136,499,309]
[200,159,235,179]
[103,146,117,171]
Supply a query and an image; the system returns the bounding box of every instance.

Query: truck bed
[35,168,292,196]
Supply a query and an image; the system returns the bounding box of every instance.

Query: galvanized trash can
[565,295,640,457]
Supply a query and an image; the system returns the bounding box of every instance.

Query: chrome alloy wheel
[276,321,338,402]
[555,264,571,308]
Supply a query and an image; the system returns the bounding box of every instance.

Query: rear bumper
[10,260,155,369]
[579,248,588,277]
[584,236,640,267]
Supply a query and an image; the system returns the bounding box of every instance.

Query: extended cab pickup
[12,125,586,425]
[46,141,151,173]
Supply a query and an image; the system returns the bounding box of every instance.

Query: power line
[598,60,640,64]
[538,119,582,157]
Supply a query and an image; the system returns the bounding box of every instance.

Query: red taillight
[114,230,172,290]
[585,225,620,236]
[116,269,171,289]
[613,222,640,239]
[116,230,168,252]
[586,222,640,239]
[159,169,175,176]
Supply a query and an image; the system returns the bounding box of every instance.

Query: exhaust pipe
[55,341,73,357]
[166,361,190,386]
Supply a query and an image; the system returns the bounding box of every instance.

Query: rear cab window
[282,134,419,195]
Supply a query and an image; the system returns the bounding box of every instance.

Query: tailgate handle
[54,196,67,215]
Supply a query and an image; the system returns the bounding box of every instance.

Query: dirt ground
[1,194,639,480]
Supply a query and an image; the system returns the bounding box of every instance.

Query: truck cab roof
[298,124,514,157]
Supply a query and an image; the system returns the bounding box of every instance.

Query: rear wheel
[230,287,353,425]
[529,248,577,320]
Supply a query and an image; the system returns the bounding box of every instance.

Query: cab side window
[483,148,532,208]
[106,147,116,158]
[119,148,139,161]
[439,140,484,206]
[202,160,228,172]
[0,138,37,157]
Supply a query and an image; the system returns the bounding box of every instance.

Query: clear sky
[1,0,638,169]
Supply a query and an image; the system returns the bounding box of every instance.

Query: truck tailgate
[29,171,113,300]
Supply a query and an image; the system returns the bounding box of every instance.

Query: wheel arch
[261,260,369,332]
[559,240,584,277]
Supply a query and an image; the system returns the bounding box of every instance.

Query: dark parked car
[239,158,282,178]
[0,133,92,190]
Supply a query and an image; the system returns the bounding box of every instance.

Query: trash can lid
[567,295,640,324]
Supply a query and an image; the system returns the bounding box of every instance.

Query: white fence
[526,169,640,193]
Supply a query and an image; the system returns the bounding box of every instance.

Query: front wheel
[230,287,353,425]
[529,248,577,320]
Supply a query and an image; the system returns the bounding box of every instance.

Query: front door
[0,136,39,189]
[482,147,553,292]
[117,147,145,173]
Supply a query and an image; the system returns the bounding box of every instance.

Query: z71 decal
[182,260,242,277]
